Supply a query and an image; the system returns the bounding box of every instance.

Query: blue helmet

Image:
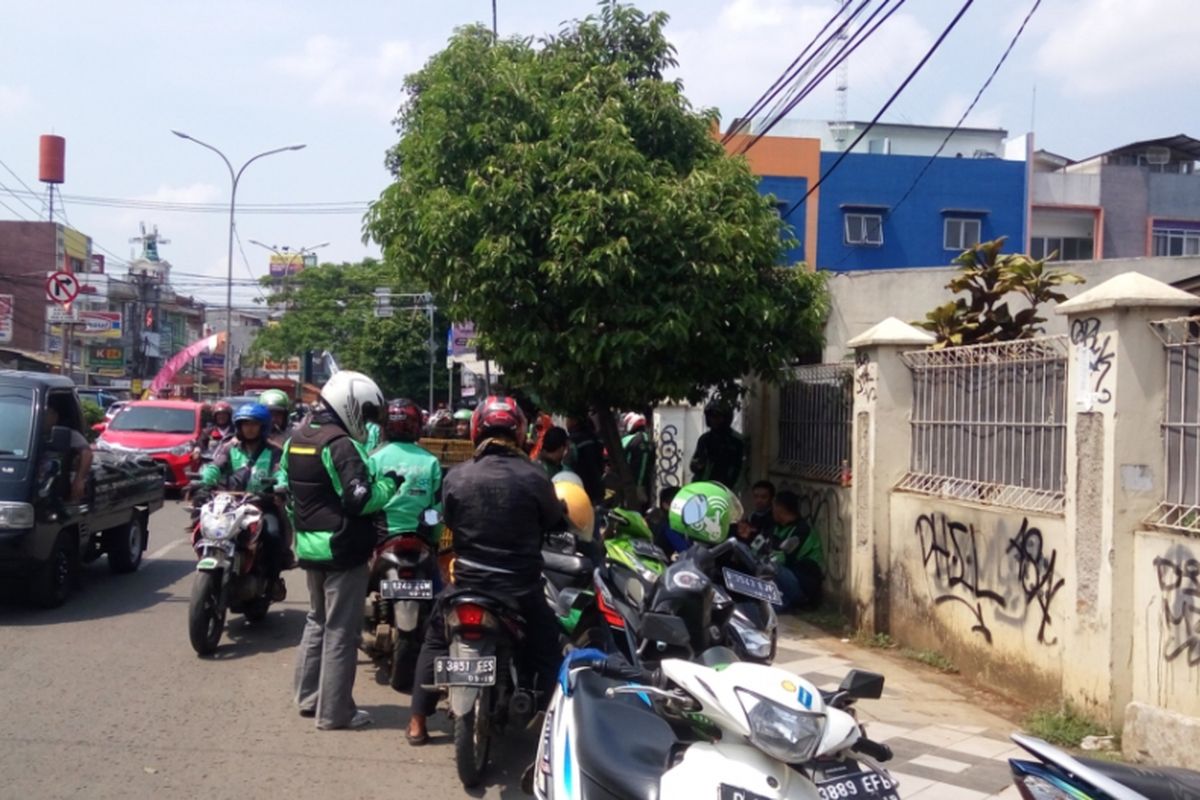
[233,403,271,427]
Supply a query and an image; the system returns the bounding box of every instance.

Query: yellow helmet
[554,481,595,542]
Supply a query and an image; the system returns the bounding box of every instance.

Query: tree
[915,238,1084,349]
[249,259,448,401]
[365,2,827,501]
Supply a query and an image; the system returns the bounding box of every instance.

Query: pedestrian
[288,371,401,730]
[565,413,605,506]
[769,490,824,612]
[621,412,655,509]
[689,400,745,490]
[537,426,570,478]
[737,479,776,557]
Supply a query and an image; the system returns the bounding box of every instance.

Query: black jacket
[444,442,565,595]
[567,427,606,505]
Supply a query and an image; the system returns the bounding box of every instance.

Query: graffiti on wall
[914,512,1065,646]
[854,351,877,403]
[795,485,848,586]
[656,424,683,489]
[1070,317,1114,407]
[1154,552,1200,667]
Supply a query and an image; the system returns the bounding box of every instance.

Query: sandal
[406,729,429,746]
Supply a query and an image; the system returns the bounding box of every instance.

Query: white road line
[147,537,188,560]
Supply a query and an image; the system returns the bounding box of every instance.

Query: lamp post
[248,239,329,384]
[171,131,305,395]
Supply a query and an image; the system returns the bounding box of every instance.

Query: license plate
[718,784,772,800]
[723,568,782,605]
[380,579,434,600]
[815,767,900,800]
[434,656,497,686]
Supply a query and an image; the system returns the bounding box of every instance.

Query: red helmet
[212,401,233,418]
[470,395,527,446]
[385,398,423,442]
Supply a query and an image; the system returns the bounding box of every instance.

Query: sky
[1,0,1197,308]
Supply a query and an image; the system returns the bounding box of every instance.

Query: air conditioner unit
[1145,146,1171,165]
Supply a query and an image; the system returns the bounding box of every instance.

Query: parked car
[94,400,209,488]
[0,372,165,607]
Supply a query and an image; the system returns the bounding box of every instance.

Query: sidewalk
[777,618,1025,799]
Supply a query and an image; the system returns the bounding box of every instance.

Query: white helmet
[622,412,646,434]
[319,370,384,443]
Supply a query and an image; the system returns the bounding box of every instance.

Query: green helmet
[259,389,290,412]
[669,481,743,545]
[453,409,473,421]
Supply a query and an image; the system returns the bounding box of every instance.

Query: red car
[95,400,209,488]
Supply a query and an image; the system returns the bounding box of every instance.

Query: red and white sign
[45,271,80,304]
[0,295,11,344]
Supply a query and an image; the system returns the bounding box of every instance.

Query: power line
[0,156,45,218]
[781,0,977,221]
[1,187,368,215]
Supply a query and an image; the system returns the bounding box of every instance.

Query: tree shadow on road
[0,554,195,626]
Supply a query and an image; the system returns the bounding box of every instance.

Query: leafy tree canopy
[365,1,827,422]
[249,259,447,400]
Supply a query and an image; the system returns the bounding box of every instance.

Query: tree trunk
[596,407,639,510]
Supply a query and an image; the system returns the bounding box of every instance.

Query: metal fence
[1148,316,1200,533]
[899,336,1070,513]
[777,363,853,483]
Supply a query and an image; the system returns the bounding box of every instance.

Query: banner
[145,332,226,398]
[88,345,124,370]
[51,310,121,339]
[200,355,224,377]
[0,295,11,344]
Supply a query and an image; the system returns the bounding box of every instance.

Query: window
[844,213,883,246]
[1153,226,1200,257]
[1031,237,1094,261]
[944,218,982,250]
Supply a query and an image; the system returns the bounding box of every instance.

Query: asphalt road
[0,500,535,800]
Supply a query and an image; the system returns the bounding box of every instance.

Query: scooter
[187,485,284,656]
[532,646,897,800]
[1007,733,1200,799]
[362,507,442,692]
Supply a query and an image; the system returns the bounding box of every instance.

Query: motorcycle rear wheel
[188,571,226,656]
[454,689,492,788]
[389,634,419,693]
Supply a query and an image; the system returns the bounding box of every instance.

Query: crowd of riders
[189,373,827,734]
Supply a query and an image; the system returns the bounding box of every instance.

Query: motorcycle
[362,507,442,692]
[532,647,897,800]
[187,485,283,656]
[601,507,670,610]
[1008,733,1200,799]
[433,587,540,789]
[542,530,604,647]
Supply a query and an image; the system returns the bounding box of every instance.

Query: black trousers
[411,587,562,717]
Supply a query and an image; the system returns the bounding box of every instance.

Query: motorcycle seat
[542,551,593,578]
[1080,756,1200,796]
[572,670,676,800]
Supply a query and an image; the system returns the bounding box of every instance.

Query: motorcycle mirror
[422,508,441,527]
[837,669,885,700]
[641,612,691,647]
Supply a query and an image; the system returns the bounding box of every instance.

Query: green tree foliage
[916,238,1084,349]
[81,400,104,442]
[249,259,447,400]
[365,2,828,490]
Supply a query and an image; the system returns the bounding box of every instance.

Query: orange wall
[723,133,822,269]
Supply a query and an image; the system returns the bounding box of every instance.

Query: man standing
[565,413,605,506]
[621,412,654,508]
[689,401,744,490]
[288,371,399,730]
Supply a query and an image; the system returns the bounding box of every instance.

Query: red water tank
[39,135,65,184]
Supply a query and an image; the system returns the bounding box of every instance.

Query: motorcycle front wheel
[188,571,226,656]
[454,689,492,788]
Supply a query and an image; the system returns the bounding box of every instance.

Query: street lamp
[171,130,305,395]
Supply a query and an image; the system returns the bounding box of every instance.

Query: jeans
[773,559,824,612]
[294,563,370,729]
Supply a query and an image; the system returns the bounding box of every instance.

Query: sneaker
[346,709,373,729]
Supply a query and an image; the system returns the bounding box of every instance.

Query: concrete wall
[889,492,1066,703]
[1132,527,1200,718]
[0,222,60,351]
[1033,171,1101,207]
[1148,173,1200,220]
[1100,166,1151,258]
[765,472,853,611]
[821,255,1200,362]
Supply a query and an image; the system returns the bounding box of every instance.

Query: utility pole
[492,0,497,37]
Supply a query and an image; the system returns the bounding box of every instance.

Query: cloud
[137,183,222,205]
[671,0,933,123]
[0,85,29,116]
[1035,0,1200,95]
[932,91,1004,130]
[272,35,426,119]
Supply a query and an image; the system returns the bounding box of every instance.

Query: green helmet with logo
[259,389,290,412]
[452,409,473,421]
[668,481,743,545]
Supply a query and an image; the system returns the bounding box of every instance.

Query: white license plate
[815,768,900,800]
[723,568,782,605]
[434,656,497,686]
[380,579,434,600]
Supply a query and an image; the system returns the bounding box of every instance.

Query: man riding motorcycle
[198,400,235,456]
[369,398,443,546]
[406,395,566,746]
[198,402,287,601]
[259,388,293,447]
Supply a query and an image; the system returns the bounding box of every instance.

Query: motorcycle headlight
[730,614,773,659]
[736,689,824,763]
[168,442,194,456]
[0,502,35,529]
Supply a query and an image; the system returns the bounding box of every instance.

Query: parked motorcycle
[433,587,540,788]
[532,646,897,800]
[1008,733,1200,799]
[187,486,283,656]
[362,507,442,692]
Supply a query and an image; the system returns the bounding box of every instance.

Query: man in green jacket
[769,489,824,612]
[289,371,400,731]
[369,398,443,545]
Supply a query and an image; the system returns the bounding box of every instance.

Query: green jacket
[369,441,443,542]
[771,520,824,573]
[200,438,282,494]
[365,422,382,453]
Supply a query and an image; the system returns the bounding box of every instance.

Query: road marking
[147,537,188,560]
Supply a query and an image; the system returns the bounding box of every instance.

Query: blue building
[810,152,1027,271]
